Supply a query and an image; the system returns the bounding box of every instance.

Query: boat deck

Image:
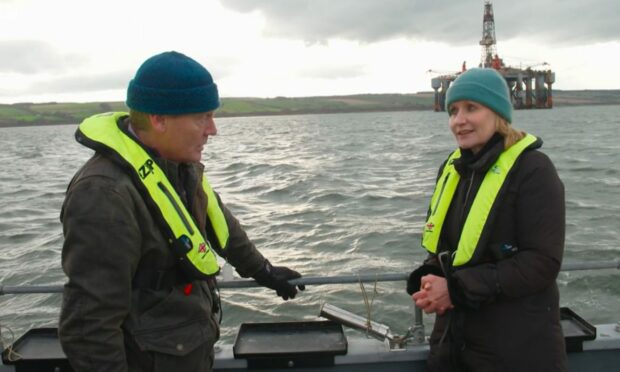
[2,323,619,371]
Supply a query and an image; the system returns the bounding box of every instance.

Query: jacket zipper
[158,182,195,235]
[460,170,476,225]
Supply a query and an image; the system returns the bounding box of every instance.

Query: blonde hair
[128,109,151,132]
[496,115,526,149]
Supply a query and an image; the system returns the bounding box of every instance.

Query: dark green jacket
[59,120,265,372]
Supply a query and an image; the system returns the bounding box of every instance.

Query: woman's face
[448,100,497,154]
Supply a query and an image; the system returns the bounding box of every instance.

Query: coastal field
[1,90,619,127]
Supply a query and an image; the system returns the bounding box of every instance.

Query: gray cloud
[0,49,241,99]
[299,64,366,79]
[222,0,619,46]
[35,70,132,94]
[0,40,88,74]
[0,70,131,99]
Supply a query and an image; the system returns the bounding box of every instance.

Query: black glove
[406,264,444,295]
[253,260,305,300]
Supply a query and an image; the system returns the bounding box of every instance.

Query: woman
[407,68,567,371]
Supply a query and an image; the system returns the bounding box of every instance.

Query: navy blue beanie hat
[126,51,220,115]
[446,68,513,123]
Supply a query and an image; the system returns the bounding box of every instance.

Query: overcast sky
[1,0,618,103]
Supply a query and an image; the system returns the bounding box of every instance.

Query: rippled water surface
[1,106,619,343]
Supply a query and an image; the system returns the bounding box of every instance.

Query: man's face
[155,111,217,163]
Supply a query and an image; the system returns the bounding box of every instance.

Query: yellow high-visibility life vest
[422,134,538,267]
[77,112,229,278]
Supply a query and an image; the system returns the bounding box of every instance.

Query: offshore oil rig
[431,0,555,112]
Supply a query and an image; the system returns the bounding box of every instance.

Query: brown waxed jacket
[420,134,568,372]
[59,122,265,372]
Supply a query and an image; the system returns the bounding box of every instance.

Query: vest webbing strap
[422,134,537,266]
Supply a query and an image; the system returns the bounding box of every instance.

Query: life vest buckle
[172,235,192,253]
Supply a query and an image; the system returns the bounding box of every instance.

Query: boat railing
[1,260,618,347]
[2,260,617,295]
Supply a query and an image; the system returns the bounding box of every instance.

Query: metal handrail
[1,260,618,296]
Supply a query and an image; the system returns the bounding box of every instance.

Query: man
[59,51,304,372]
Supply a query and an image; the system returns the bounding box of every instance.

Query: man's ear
[149,114,167,133]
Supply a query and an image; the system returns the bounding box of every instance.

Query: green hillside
[1,90,618,127]
[0,102,128,127]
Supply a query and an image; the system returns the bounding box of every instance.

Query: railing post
[409,306,425,344]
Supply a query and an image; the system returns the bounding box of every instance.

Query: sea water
[0,106,618,343]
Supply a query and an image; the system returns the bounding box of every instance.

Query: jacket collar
[453,133,504,176]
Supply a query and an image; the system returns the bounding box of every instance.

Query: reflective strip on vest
[422,134,538,266]
[78,112,228,277]
[202,176,229,249]
[421,149,461,255]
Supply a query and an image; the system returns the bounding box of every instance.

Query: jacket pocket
[133,319,214,356]
[130,286,217,356]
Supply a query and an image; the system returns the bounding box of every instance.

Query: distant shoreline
[2,90,619,128]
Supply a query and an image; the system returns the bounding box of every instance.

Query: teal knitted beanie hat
[446,68,513,123]
[126,51,220,115]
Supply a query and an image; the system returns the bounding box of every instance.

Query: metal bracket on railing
[408,306,426,345]
[320,303,394,342]
[319,302,426,350]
